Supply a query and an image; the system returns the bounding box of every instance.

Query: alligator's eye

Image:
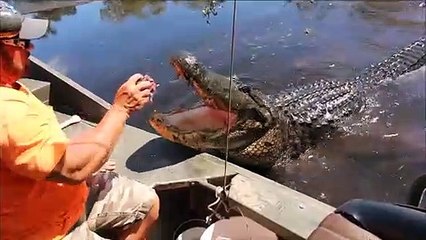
[155,117,163,123]
[239,109,265,123]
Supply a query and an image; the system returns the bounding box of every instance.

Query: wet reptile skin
[150,37,426,169]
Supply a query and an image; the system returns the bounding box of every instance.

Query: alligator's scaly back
[355,36,426,89]
[271,37,426,128]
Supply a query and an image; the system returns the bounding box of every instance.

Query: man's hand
[113,73,157,115]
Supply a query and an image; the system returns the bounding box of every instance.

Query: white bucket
[175,227,207,240]
[200,216,278,240]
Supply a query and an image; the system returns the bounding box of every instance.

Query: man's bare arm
[46,106,128,184]
[46,74,156,184]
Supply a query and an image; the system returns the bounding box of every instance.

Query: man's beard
[0,45,29,85]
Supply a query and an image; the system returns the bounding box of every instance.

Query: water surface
[24,0,425,207]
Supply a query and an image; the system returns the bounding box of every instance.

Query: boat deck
[21,57,336,239]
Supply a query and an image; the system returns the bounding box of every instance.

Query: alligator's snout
[170,56,189,80]
[170,51,201,83]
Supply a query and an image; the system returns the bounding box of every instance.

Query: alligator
[149,37,426,169]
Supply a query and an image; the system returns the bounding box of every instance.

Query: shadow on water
[20,0,426,206]
[126,137,199,172]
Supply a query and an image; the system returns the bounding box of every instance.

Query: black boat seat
[308,199,426,240]
[407,173,426,208]
[307,212,381,240]
[336,199,426,240]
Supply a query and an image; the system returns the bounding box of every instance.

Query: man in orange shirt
[0,1,159,239]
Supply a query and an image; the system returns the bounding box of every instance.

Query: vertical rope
[223,0,238,194]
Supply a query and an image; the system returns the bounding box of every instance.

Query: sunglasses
[1,38,32,50]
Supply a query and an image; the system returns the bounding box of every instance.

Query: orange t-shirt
[0,83,89,240]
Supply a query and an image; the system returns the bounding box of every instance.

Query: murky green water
[21,0,425,207]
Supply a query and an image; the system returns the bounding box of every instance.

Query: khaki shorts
[63,172,157,240]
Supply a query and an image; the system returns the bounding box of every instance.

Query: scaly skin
[149,37,426,169]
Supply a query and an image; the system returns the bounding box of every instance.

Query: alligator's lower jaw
[149,105,237,144]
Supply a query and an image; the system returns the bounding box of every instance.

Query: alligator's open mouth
[149,105,237,137]
[149,53,238,149]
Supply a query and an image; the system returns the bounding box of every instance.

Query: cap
[0,1,49,40]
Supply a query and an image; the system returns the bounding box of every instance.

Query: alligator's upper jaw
[170,52,229,110]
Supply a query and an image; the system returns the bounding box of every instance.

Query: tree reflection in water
[25,0,225,38]
[34,6,78,38]
[99,0,167,21]
[99,0,225,22]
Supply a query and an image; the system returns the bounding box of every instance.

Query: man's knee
[124,178,159,222]
[147,192,160,221]
[86,174,160,231]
